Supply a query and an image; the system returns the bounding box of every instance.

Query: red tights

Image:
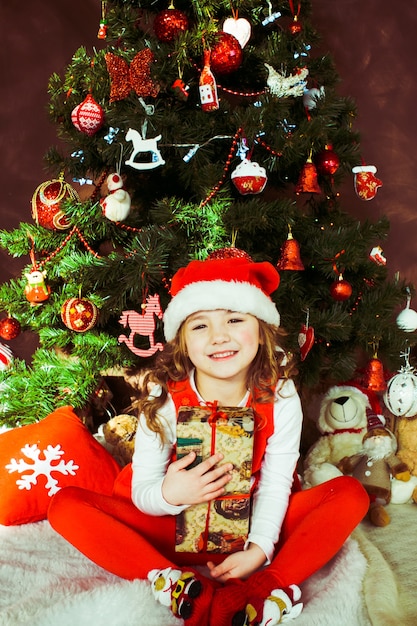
[47,475,368,588]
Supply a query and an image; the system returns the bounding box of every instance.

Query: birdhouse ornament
[100,173,131,222]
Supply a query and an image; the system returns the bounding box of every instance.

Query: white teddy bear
[303,384,372,488]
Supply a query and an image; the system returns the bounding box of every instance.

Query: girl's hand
[207,544,267,582]
[162,451,233,507]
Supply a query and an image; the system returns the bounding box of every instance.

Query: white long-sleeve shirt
[131,373,302,563]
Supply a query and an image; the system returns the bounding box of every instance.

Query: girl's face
[183,309,260,388]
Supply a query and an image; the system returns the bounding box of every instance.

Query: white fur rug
[0,520,379,626]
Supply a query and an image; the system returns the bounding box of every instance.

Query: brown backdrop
[1,0,417,361]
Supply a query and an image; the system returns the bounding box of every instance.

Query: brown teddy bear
[103,413,138,466]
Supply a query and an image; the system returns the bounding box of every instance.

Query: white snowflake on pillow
[6,443,79,496]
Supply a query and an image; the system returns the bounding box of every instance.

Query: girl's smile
[183,309,260,403]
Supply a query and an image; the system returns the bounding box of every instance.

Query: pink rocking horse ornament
[118,294,164,357]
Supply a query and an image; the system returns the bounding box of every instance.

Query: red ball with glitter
[61,298,99,333]
[71,94,105,137]
[153,7,189,42]
[0,317,21,340]
[210,32,243,75]
[315,144,340,176]
[31,177,79,230]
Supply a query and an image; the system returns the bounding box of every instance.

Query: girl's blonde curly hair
[131,319,297,444]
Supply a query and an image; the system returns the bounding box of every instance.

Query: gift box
[175,404,254,553]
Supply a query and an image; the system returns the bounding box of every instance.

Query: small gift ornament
[100,173,131,222]
[231,158,267,195]
[71,94,105,137]
[352,164,383,200]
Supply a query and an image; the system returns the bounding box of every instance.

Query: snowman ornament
[100,173,131,222]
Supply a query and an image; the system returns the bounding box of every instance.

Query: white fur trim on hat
[163,279,280,341]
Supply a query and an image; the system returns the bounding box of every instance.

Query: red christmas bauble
[31,178,79,230]
[330,276,352,301]
[289,17,303,35]
[209,247,253,261]
[315,145,340,176]
[71,94,105,137]
[61,298,99,332]
[153,7,189,42]
[210,32,243,75]
[0,317,21,340]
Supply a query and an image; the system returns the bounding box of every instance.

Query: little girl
[48,252,369,626]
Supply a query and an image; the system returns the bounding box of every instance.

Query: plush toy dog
[303,384,373,488]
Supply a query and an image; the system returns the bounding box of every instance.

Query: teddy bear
[101,413,138,466]
[303,384,375,488]
[337,417,415,526]
[395,415,417,476]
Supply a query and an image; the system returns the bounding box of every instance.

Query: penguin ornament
[100,173,131,222]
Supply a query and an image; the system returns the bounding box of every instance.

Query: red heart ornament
[298,324,315,361]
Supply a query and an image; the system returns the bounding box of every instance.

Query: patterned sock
[209,579,248,626]
[148,566,218,626]
[243,578,303,625]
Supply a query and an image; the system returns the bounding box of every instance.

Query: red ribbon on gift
[198,402,250,553]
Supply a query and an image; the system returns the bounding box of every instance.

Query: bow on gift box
[105,49,159,102]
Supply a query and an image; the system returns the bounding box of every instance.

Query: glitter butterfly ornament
[105,49,159,103]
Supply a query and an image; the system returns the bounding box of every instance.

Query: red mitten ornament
[231,158,267,195]
[71,94,104,136]
[352,165,382,200]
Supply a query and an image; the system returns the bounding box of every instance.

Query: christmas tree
[0,0,415,426]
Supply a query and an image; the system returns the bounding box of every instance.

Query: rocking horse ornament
[125,128,165,170]
[118,294,164,358]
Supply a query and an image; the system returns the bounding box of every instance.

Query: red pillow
[0,406,121,525]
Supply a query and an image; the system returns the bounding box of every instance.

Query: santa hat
[163,253,280,341]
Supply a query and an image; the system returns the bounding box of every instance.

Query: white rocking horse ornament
[125,127,165,170]
[118,294,164,358]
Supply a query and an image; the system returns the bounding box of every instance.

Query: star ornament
[105,49,159,103]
